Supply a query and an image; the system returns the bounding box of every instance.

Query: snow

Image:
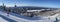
[0,17,8,22]
[27,10,41,12]
[0,9,60,22]
[0,11,54,22]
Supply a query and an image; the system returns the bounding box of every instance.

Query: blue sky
[0,0,60,8]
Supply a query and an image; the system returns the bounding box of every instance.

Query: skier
[54,17,58,22]
[30,13,34,17]
[7,9,11,17]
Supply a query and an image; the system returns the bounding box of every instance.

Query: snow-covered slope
[0,17,8,22]
[0,9,60,22]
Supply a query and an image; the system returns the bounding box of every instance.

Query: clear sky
[0,0,60,8]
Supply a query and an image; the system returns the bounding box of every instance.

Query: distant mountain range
[10,6,58,10]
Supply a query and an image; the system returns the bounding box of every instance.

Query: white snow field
[0,9,60,22]
[0,17,8,22]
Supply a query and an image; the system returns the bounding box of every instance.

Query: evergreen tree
[2,3,6,10]
[14,4,17,7]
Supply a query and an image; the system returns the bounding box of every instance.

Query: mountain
[10,6,58,10]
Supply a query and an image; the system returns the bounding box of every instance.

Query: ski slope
[0,9,60,22]
[0,17,8,22]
